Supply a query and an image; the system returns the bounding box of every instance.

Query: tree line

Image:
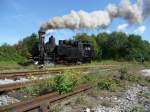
[74,32,150,61]
[0,32,150,63]
[0,33,38,63]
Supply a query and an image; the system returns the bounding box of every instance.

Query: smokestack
[38,30,45,64]
[40,0,150,32]
[38,29,45,49]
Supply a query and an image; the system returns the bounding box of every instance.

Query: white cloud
[134,26,146,34]
[117,24,128,31]
[106,30,111,34]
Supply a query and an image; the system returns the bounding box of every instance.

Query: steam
[40,0,150,32]
[118,0,143,24]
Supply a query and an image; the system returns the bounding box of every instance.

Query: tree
[128,34,150,61]
[0,44,24,62]
[16,33,38,58]
[73,32,150,61]
[96,32,110,59]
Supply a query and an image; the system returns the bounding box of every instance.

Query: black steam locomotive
[31,31,95,64]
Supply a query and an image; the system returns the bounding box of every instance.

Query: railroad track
[0,70,58,80]
[0,64,117,80]
[0,85,91,112]
[0,80,39,92]
[0,65,117,92]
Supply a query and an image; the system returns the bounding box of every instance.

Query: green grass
[19,61,150,98]
[0,60,40,72]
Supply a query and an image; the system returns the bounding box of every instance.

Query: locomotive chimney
[38,30,45,64]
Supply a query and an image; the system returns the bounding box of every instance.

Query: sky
[0,0,150,45]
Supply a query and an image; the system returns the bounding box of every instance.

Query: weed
[119,67,141,82]
[97,79,120,92]
[52,71,78,94]
[21,77,53,96]
[75,95,88,105]
[97,79,111,90]
[100,100,112,107]
[118,67,128,80]
[130,106,144,112]
[49,103,62,112]
[87,88,99,97]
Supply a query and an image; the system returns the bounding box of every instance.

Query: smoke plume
[40,0,150,32]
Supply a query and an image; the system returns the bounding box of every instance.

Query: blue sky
[0,0,150,45]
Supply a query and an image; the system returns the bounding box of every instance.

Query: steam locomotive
[31,31,95,64]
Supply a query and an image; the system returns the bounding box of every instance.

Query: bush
[52,71,78,94]
[97,80,111,90]
[21,70,81,96]
[21,77,53,96]
[118,67,142,83]
[118,67,128,80]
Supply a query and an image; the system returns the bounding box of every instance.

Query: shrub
[52,71,78,94]
[118,67,128,80]
[21,70,81,96]
[21,77,53,96]
[97,78,121,92]
[118,67,144,83]
[97,80,111,90]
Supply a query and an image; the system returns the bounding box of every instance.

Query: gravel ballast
[0,95,20,107]
[92,85,150,112]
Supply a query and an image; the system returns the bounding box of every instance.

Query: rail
[0,85,91,112]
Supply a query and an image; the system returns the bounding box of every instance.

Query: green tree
[96,32,110,59]
[0,44,24,62]
[128,34,150,61]
[16,33,38,58]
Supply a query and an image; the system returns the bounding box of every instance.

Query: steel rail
[0,66,117,92]
[0,64,117,80]
[0,85,91,112]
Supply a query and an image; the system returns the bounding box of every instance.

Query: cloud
[134,26,146,34]
[117,24,128,31]
[106,30,111,34]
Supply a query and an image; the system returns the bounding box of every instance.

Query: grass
[0,60,127,72]
[1,59,149,111]
[15,61,150,112]
[131,106,145,112]
[21,70,80,96]
[75,94,88,105]
[0,61,36,72]
[49,103,62,112]
[19,61,150,100]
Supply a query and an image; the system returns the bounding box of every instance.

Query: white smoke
[41,10,111,31]
[118,0,143,24]
[40,0,150,32]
